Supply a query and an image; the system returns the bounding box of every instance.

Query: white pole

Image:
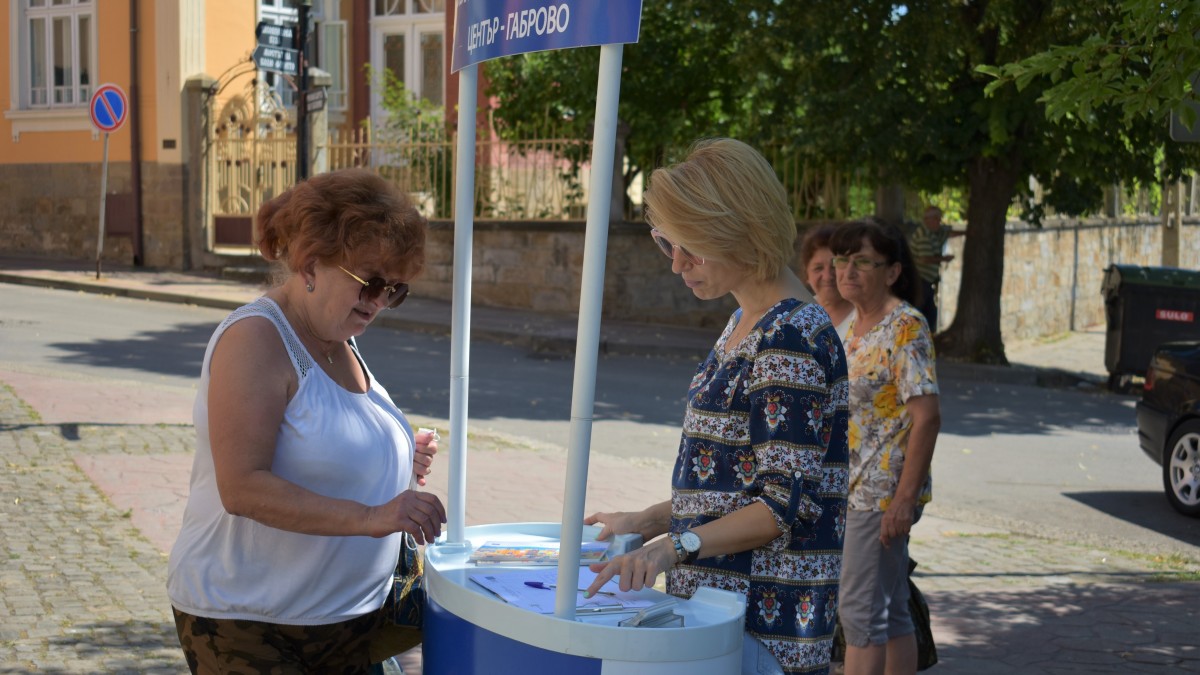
[555,43,624,619]
[447,64,478,545]
[96,132,110,279]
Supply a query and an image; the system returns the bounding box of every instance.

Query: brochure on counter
[468,567,661,615]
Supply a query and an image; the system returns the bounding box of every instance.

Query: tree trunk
[935,154,1021,364]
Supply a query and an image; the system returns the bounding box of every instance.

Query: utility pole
[296,0,311,181]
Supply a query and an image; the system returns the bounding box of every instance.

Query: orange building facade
[1,0,470,270]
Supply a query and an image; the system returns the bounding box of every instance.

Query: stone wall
[937,217,1200,342]
[0,162,185,269]
[418,221,739,330]
[417,217,1199,345]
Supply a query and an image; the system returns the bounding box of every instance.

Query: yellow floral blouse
[843,301,937,512]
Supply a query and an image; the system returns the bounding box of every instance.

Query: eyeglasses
[337,266,410,309]
[831,256,890,271]
[650,228,705,265]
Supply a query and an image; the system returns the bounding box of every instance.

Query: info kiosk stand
[423,2,745,672]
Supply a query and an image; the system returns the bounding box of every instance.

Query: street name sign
[253,45,300,77]
[256,21,297,48]
[306,88,326,113]
[452,0,643,73]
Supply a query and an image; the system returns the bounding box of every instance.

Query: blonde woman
[585,138,849,674]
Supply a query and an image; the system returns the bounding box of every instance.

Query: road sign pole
[96,132,110,279]
[447,62,478,547]
[555,42,624,620]
[296,2,311,181]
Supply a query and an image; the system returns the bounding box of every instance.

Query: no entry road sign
[89,84,128,133]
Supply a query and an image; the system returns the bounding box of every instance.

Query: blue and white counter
[423,522,746,674]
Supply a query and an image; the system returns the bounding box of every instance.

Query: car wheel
[1163,419,1200,517]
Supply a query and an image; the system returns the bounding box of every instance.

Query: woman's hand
[584,511,644,541]
[413,428,439,487]
[366,490,447,544]
[584,536,676,597]
[584,502,671,542]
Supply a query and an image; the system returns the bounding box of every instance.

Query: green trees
[485,1,1200,363]
[484,1,756,208]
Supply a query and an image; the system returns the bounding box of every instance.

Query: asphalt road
[3,283,1197,563]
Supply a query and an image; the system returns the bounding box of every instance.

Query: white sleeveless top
[167,297,413,625]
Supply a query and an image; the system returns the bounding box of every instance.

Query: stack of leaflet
[468,539,610,565]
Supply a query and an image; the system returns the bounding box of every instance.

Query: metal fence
[328,121,591,221]
[324,123,874,222]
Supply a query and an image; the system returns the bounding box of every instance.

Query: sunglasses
[337,266,410,309]
[650,228,705,265]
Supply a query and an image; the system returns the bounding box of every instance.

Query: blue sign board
[89,84,128,133]
[452,0,643,73]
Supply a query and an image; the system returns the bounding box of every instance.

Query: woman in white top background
[167,168,446,673]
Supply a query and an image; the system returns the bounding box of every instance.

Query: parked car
[1136,341,1200,517]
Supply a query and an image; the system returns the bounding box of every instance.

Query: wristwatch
[679,530,702,565]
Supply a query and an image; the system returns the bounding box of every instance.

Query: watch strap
[668,532,687,564]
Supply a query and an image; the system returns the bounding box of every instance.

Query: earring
[306,283,314,292]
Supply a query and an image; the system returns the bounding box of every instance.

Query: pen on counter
[523,581,617,597]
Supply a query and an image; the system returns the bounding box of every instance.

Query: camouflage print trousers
[172,606,381,675]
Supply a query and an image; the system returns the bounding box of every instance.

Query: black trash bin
[1102,264,1200,389]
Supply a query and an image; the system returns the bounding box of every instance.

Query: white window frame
[320,20,349,112]
[369,11,445,125]
[5,0,97,141]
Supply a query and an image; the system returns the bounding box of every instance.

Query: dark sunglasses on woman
[337,266,410,309]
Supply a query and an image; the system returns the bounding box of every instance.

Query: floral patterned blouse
[668,298,849,674]
[843,301,938,512]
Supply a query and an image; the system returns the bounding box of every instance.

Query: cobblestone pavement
[0,382,188,674]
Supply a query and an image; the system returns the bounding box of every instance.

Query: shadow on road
[1,620,186,675]
[923,581,1199,673]
[49,321,213,379]
[1063,490,1200,550]
[38,312,1140,439]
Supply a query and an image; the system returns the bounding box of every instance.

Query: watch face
[680,531,702,552]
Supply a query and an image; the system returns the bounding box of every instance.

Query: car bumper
[1136,401,1169,465]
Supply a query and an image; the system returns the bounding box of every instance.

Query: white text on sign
[507,4,570,40]
[466,4,572,54]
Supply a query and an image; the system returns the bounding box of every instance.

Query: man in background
[907,206,964,332]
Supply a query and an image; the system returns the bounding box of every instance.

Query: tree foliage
[980,0,1200,134]
[484,0,1200,363]
[484,2,760,192]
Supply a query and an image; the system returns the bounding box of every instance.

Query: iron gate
[208,75,296,249]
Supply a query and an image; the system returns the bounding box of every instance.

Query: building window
[321,21,348,111]
[371,0,444,108]
[23,0,95,108]
[374,0,446,17]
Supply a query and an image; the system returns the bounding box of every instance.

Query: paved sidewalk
[2,256,1199,673]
